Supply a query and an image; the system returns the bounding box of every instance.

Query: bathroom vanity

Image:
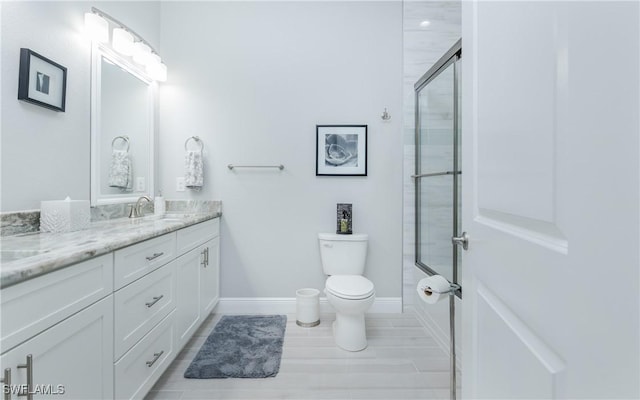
[0,212,220,399]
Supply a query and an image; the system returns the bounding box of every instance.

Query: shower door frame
[414,39,462,297]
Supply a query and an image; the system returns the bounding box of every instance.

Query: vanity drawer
[176,218,219,256]
[115,310,176,400]
[114,233,176,289]
[114,260,176,360]
[1,254,113,352]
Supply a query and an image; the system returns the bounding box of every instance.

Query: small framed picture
[18,48,67,112]
[316,125,367,176]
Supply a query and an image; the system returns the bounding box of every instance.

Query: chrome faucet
[129,196,152,218]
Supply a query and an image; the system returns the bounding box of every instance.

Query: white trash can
[296,288,320,327]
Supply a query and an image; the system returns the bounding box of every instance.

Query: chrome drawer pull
[145,252,164,261]
[146,350,164,367]
[204,247,209,267]
[145,295,164,308]
[17,355,32,400]
[1,368,11,400]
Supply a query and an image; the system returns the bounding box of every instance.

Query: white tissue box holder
[40,199,90,233]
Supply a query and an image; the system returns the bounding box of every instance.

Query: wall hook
[381,107,391,121]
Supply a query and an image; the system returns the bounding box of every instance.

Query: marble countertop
[0,211,221,289]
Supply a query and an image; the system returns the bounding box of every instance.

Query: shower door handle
[452,232,469,251]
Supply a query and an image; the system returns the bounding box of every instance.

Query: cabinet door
[0,296,114,400]
[175,246,203,350]
[200,237,219,318]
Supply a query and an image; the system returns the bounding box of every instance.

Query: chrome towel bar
[227,164,284,170]
[411,171,461,179]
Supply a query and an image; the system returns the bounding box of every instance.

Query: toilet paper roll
[416,275,451,304]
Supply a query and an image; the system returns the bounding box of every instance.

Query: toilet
[318,233,375,351]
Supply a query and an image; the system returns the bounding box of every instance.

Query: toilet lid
[326,275,375,300]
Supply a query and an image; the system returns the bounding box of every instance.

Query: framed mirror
[90,43,156,206]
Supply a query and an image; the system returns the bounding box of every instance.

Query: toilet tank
[318,233,368,275]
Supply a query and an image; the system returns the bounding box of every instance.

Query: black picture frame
[316,125,368,176]
[18,48,67,112]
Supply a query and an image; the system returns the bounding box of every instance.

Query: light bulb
[112,28,134,56]
[147,61,167,82]
[132,42,152,65]
[146,53,161,67]
[84,12,108,43]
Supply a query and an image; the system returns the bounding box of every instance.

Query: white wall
[159,2,403,298]
[0,1,160,212]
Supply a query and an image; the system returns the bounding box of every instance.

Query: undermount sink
[140,213,189,222]
[1,249,44,263]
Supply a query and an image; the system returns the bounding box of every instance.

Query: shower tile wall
[402,0,461,307]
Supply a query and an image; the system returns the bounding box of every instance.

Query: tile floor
[145,311,456,400]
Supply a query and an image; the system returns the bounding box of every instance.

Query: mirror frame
[90,42,157,206]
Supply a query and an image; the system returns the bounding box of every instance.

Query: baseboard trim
[216,297,402,315]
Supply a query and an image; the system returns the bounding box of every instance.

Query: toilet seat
[326,275,375,300]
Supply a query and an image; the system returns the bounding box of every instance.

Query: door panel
[415,51,461,285]
[462,1,639,398]
[476,283,565,399]
[418,174,454,281]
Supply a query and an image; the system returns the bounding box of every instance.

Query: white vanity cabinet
[0,255,115,400]
[175,219,220,350]
[0,217,220,400]
[114,217,219,399]
[200,236,220,317]
[0,297,114,400]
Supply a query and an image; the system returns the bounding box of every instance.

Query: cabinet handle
[204,247,209,267]
[17,355,32,400]
[145,350,164,367]
[145,295,164,308]
[145,252,164,261]
[200,249,206,267]
[1,368,11,400]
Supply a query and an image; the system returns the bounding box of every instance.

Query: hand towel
[108,149,133,191]
[185,150,204,189]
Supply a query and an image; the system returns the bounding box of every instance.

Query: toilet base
[333,313,368,352]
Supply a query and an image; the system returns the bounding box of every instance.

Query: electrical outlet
[136,177,145,192]
[176,177,186,192]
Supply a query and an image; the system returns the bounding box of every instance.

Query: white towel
[108,150,132,190]
[185,150,204,189]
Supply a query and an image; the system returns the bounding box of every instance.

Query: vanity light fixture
[147,61,167,82]
[112,28,134,56]
[85,7,167,82]
[145,53,167,81]
[132,42,152,65]
[84,12,108,43]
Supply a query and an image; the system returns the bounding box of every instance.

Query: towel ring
[185,136,204,152]
[112,136,130,152]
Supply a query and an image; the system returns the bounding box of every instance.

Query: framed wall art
[316,125,367,176]
[18,48,67,112]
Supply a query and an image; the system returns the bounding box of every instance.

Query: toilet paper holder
[422,282,461,296]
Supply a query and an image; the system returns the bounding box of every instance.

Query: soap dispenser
[154,191,165,216]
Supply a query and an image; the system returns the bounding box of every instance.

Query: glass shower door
[414,44,461,288]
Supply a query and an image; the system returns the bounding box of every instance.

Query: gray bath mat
[184,315,287,379]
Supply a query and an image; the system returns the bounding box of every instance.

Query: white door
[461,1,639,398]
